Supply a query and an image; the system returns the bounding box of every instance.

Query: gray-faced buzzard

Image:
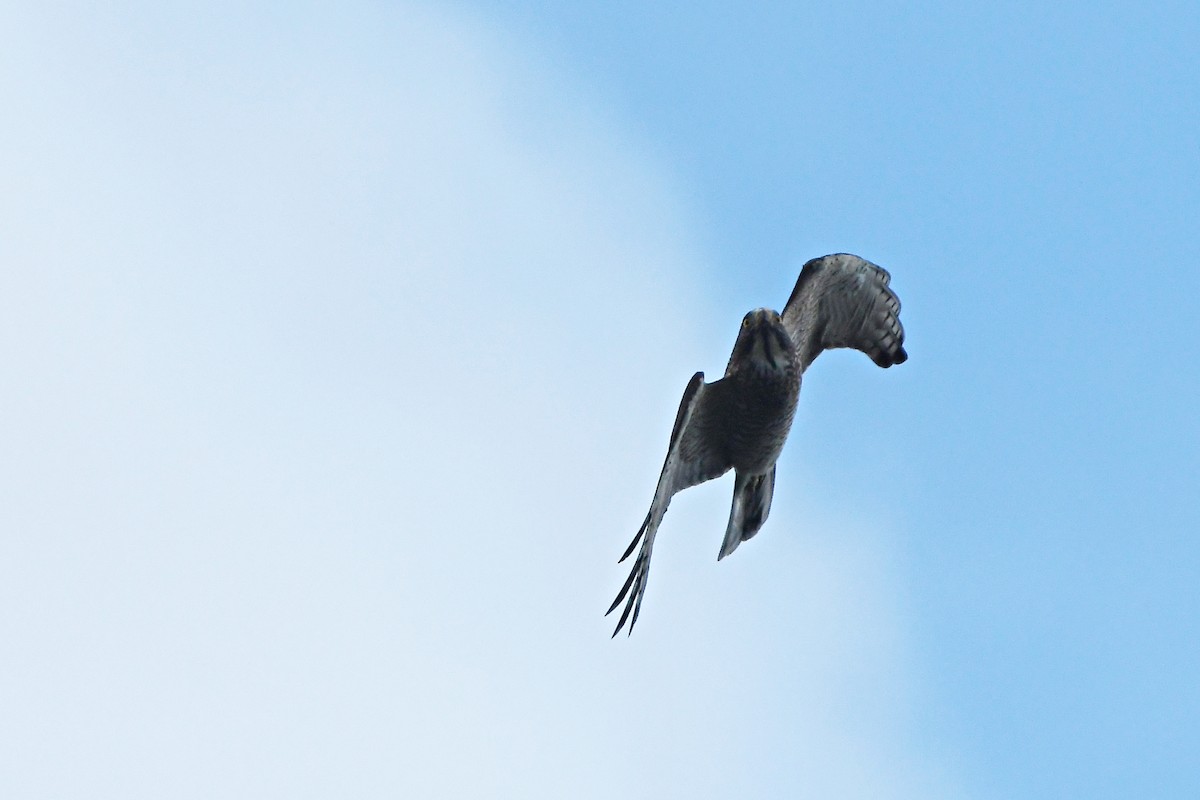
[607,253,908,636]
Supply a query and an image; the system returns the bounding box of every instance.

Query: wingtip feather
[618,514,649,563]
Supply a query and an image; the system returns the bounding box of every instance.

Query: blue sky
[2,2,1197,798]
[486,2,1200,794]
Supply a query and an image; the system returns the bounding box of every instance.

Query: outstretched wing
[607,372,732,636]
[781,253,908,372]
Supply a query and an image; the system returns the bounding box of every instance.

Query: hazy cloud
[0,3,961,797]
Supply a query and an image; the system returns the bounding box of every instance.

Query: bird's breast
[723,371,800,474]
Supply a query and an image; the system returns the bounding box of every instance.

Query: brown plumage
[607,253,908,636]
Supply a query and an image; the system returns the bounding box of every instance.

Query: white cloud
[0,3,962,798]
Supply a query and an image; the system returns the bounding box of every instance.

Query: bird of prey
[607,253,908,636]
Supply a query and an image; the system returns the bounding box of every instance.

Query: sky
[1,1,1197,798]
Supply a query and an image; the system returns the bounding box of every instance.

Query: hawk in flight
[607,253,908,636]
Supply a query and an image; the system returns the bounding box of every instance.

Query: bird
[606,253,908,636]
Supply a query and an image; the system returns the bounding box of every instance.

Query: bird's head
[730,308,795,375]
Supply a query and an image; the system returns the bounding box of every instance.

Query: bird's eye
[742,317,750,329]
